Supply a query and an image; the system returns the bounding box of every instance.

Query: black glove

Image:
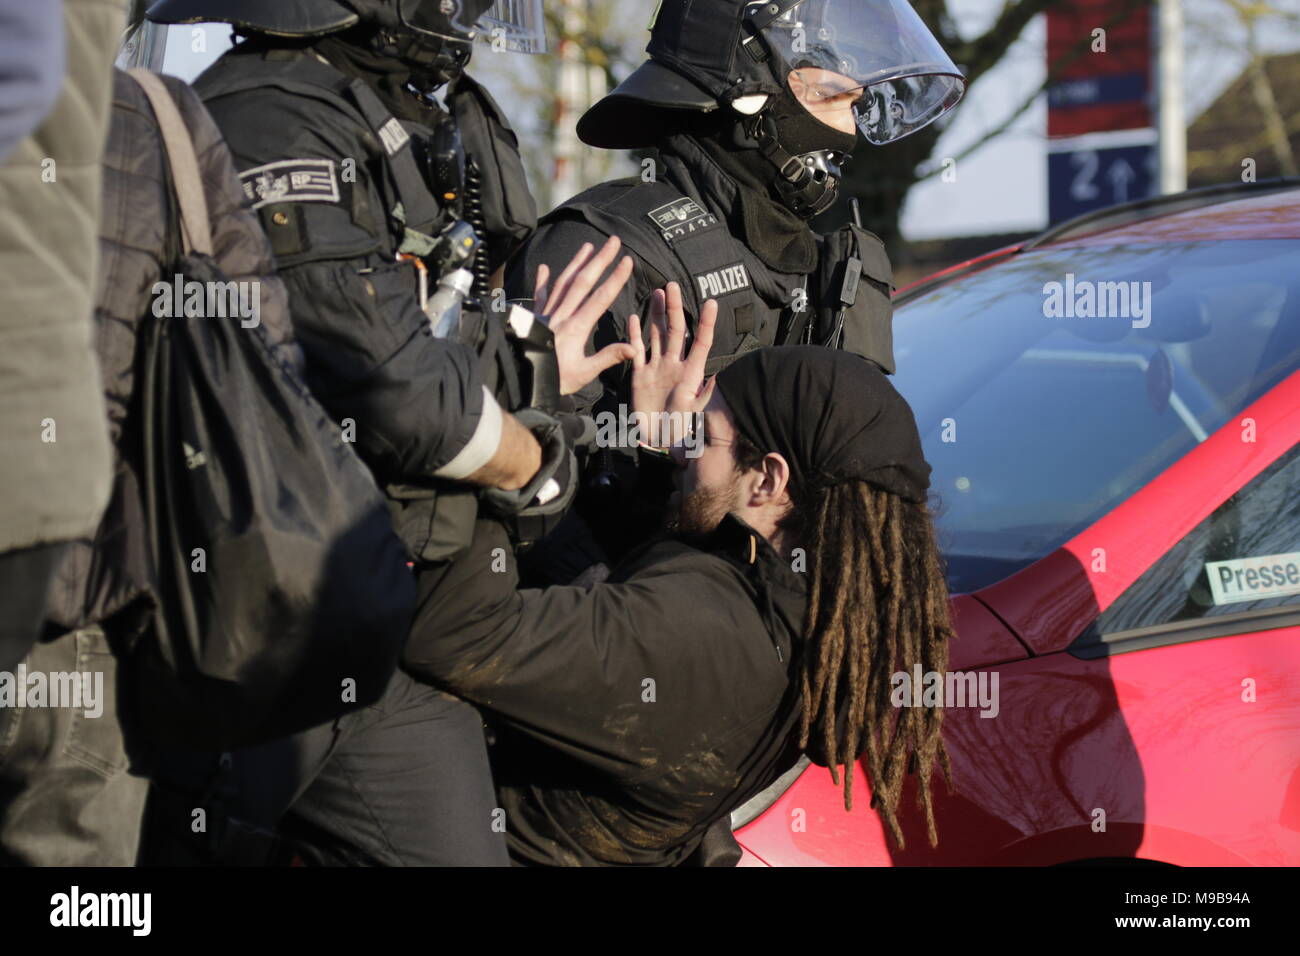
[482,409,591,521]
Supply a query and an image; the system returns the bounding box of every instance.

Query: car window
[1080,444,1299,648]
[891,238,1300,593]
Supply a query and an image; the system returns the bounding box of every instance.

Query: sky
[156,0,1300,242]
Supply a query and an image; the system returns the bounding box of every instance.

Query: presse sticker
[1205,551,1300,606]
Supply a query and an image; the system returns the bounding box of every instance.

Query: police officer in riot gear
[139,0,633,866]
[148,0,556,540]
[504,0,965,579]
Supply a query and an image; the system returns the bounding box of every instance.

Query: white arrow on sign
[1108,159,1135,202]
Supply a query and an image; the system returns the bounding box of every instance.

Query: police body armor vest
[545,177,798,376]
[542,176,897,377]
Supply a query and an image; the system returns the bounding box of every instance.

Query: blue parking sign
[1048,142,1157,224]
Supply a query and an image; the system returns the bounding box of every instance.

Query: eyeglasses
[690,416,737,449]
[790,69,867,105]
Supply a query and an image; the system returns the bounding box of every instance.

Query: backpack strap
[127,69,211,256]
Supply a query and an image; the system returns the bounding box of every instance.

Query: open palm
[628,282,718,448]
[533,236,637,396]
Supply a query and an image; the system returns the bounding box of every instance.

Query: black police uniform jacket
[403,513,809,866]
[189,42,493,561]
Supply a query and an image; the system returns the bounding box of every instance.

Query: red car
[733,181,1300,866]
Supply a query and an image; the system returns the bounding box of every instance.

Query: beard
[664,482,740,543]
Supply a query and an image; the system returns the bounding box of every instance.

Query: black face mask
[740,84,860,220]
[314,26,466,124]
[764,83,860,158]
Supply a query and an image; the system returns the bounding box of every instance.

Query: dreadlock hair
[731,432,956,850]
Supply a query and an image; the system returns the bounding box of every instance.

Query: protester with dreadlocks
[401,289,955,865]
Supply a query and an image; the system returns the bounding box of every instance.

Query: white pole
[1157,0,1186,194]
[551,0,609,208]
[552,0,585,207]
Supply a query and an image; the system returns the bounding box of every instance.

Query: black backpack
[126,69,414,750]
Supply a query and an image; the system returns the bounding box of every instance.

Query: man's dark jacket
[403,513,809,866]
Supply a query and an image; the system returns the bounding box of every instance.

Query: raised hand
[533,236,637,396]
[628,282,717,449]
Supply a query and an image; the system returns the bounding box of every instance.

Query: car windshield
[891,237,1300,594]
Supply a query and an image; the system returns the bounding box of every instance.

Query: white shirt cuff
[431,386,504,481]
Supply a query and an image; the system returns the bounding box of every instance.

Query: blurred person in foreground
[0,0,124,672]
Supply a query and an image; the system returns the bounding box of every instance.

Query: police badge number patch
[648,197,719,243]
[240,158,340,210]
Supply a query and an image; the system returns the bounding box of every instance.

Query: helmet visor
[398,0,547,54]
[475,0,547,54]
[759,0,966,144]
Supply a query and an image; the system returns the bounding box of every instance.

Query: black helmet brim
[146,0,359,37]
[577,60,719,150]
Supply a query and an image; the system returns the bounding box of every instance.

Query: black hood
[661,133,819,274]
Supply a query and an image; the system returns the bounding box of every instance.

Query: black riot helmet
[579,0,965,218]
[147,1,546,86]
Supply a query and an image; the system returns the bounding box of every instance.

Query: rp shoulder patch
[240,158,340,210]
[648,196,719,243]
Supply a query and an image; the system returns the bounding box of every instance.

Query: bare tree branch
[949,0,1068,84]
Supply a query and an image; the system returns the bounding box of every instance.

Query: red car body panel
[947,594,1029,670]
[736,623,1300,867]
[734,189,1300,866]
